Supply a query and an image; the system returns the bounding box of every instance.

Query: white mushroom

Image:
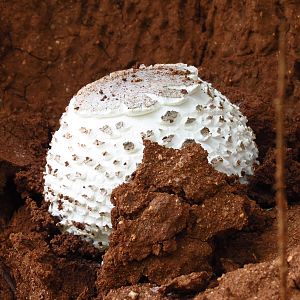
[44,63,258,248]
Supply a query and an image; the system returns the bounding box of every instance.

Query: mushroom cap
[44,63,258,248]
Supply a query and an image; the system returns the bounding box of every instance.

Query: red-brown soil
[0,1,299,299]
[98,141,260,295]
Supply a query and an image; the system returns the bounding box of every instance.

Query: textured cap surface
[44,63,258,247]
[73,64,199,117]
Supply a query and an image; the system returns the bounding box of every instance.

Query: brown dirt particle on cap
[161,111,178,123]
[123,142,135,151]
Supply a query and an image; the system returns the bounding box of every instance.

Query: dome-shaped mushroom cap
[44,63,258,248]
